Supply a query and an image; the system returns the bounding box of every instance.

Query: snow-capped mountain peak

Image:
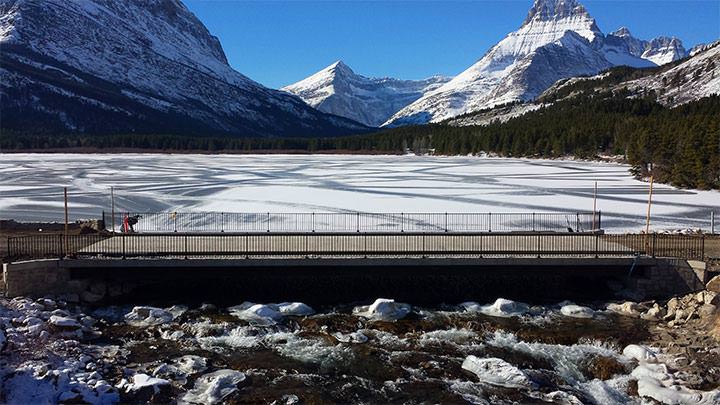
[385,0,692,126]
[283,61,450,127]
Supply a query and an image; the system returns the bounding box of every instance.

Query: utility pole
[644,176,654,235]
[64,187,69,257]
[592,181,598,231]
[111,186,115,233]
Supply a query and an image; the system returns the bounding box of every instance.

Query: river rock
[699,304,717,318]
[582,355,628,380]
[607,302,641,317]
[49,315,81,330]
[180,369,246,404]
[707,276,720,293]
[641,303,665,321]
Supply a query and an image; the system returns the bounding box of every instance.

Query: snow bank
[622,344,720,404]
[124,306,175,327]
[180,369,246,404]
[461,355,536,389]
[462,298,530,318]
[353,298,411,321]
[559,304,595,319]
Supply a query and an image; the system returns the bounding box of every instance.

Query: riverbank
[1,278,719,404]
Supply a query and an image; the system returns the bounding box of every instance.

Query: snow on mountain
[641,36,688,66]
[625,41,720,106]
[386,0,609,126]
[600,28,656,68]
[386,0,692,126]
[282,61,449,127]
[0,0,367,137]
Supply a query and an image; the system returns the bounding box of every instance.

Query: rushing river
[2,296,719,404]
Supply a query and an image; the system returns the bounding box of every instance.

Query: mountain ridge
[282,60,450,127]
[385,0,693,126]
[0,0,368,137]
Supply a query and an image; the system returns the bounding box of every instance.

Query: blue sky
[184,0,720,89]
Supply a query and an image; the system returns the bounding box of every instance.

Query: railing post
[312,212,315,233]
[184,234,188,260]
[267,212,270,232]
[445,212,448,232]
[576,213,580,232]
[221,212,224,233]
[651,233,657,258]
[488,213,492,233]
[594,233,599,258]
[598,211,602,231]
[356,212,360,233]
[121,233,126,260]
[532,213,536,232]
[401,213,404,233]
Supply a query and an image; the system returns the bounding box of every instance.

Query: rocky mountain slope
[282,61,449,127]
[386,0,692,126]
[446,41,719,127]
[0,0,367,137]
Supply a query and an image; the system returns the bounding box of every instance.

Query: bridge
[2,211,715,305]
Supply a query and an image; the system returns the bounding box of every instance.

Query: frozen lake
[0,153,717,232]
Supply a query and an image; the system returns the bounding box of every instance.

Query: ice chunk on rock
[622,344,659,363]
[461,355,536,389]
[180,369,246,404]
[277,302,315,316]
[463,298,530,318]
[353,298,411,321]
[560,304,595,319]
[124,306,175,327]
[126,374,170,393]
[228,303,283,325]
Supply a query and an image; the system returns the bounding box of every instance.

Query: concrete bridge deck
[78,232,644,258]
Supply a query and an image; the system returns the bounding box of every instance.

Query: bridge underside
[58,257,654,306]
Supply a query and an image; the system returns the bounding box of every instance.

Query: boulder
[707,276,720,293]
[180,369,246,404]
[607,302,641,317]
[699,304,718,318]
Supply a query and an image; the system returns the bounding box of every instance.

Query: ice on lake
[0,153,717,232]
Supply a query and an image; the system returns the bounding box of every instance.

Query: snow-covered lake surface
[1,153,718,232]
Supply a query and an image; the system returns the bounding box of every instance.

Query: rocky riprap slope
[0,0,367,137]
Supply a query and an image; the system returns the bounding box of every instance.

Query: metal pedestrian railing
[104,211,602,234]
[6,232,706,262]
